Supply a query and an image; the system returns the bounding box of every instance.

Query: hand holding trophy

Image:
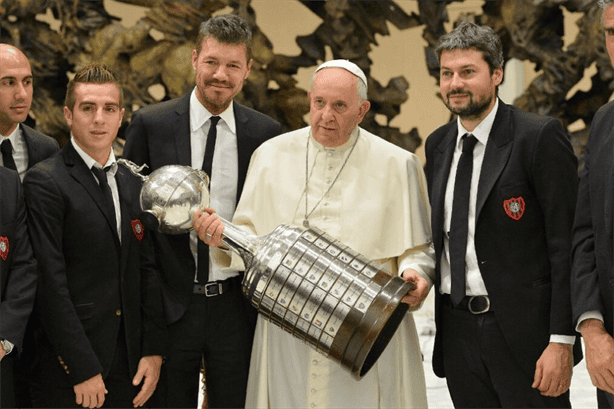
[120,160,414,379]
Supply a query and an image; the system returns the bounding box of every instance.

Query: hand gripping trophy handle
[121,160,415,379]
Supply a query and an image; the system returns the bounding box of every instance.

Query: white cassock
[219,126,435,408]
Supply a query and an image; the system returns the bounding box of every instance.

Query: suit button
[115,309,122,316]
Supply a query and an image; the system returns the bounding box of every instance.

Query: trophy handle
[117,158,149,182]
[216,216,261,268]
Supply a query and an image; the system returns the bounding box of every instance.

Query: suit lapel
[431,125,457,254]
[234,103,253,204]
[21,124,41,168]
[63,143,121,247]
[116,165,134,276]
[476,101,514,218]
[174,93,192,167]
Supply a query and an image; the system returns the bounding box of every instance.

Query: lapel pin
[131,219,144,242]
[0,236,9,260]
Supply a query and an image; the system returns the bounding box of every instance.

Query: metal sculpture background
[0,0,611,167]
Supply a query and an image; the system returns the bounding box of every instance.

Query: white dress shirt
[71,138,121,241]
[1,125,29,180]
[189,89,239,282]
[440,100,573,345]
[440,99,498,297]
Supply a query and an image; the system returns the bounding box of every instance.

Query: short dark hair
[435,22,504,75]
[195,14,252,62]
[64,63,123,110]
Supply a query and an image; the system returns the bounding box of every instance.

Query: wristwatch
[0,339,13,355]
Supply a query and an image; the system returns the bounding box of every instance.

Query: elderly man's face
[605,4,614,66]
[308,68,370,148]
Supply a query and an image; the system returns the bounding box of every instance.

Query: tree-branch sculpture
[1,0,611,166]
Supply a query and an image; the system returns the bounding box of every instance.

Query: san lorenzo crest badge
[131,219,144,242]
[0,236,9,261]
[503,197,525,221]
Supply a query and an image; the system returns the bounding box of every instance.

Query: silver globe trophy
[120,160,415,379]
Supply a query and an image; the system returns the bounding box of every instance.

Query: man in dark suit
[0,42,59,409]
[0,44,59,180]
[123,14,281,408]
[0,167,38,409]
[572,1,614,407]
[425,22,581,407]
[23,63,165,408]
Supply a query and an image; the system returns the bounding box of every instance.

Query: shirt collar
[71,137,117,175]
[2,124,22,147]
[190,88,236,134]
[455,98,499,148]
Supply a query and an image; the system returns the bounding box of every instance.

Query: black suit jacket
[0,167,37,351]
[572,100,614,335]
[20,124,59,169]
[426,100,581,378]
[123,92,282,324]
[23,143,165,386]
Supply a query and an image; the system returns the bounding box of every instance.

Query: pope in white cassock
[194,59,436,408]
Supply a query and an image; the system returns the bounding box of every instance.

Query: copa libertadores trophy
[120,160,415,379]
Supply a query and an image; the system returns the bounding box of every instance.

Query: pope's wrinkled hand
[401,269,429,307]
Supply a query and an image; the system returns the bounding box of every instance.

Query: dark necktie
[1,139,17,171]
[91,165,117,229]
[202,116,220,182]
[449,134,478,306]
[197,116,220,284]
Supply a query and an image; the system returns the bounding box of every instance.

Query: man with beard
[123,14,282,408]
[425,22,581,407]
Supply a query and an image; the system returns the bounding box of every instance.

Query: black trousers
[165,282,256,408]
[1,354,16,408]
[30,327,140,408]
[441,299,571,408]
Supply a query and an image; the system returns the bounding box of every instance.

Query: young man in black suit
[572,1,614,407]
[123,14,282,408]
[0,44,59,180]
[425,22,581,407]
[0,167,38,409]
[23,64,165,408]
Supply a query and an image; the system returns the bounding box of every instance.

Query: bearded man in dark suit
[123,14,282,409]
[425,22,581,408]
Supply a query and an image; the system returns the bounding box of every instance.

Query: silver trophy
[120,160,414,379]
[118,160,210,234]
